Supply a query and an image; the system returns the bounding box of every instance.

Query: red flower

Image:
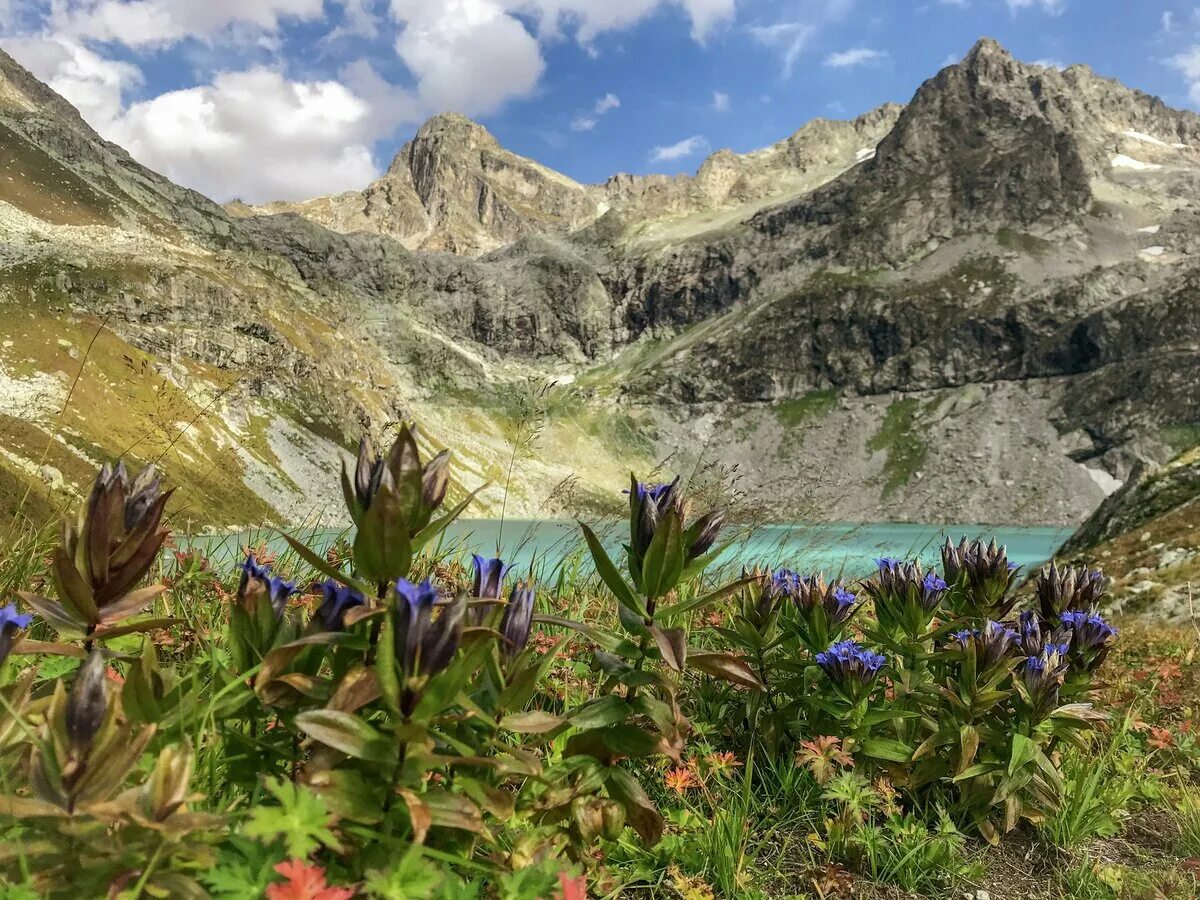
[664,767,700,794]
[556,871,587,900]
[265,860,354,900]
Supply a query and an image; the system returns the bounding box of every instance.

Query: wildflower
[344,426,451,535]
[46,461,172,628]
[238,554,298,619]
[1147,726,1174,751]
[863,559,945,637]
[0,604,32,666]
[626,474,725,599]
[706,751,743,775]
[314,580,365,631]
[797,736,853,785]
[664,766,700,793]
[629,476,682,558]
[469,554,511,625]
[970,619,1021,669]
[816,640,887,703]
[66,649,108,752]
[940,536,1020,617]
[471,554,511,600]
[873,556,902,571]
[556,871,588,900]
[1018,645,1069,720]
[394,578,465,681]
[1060,610,1117,671]
[1036,560,1106,621]
[787,573,860,652]
[498,581,536,659]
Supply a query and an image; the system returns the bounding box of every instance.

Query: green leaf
[659,576,757,623]
[412,485,486,552]
[606,766,663,846]
[244,777,342,859]
[859,738,913,763]
[294,709,394,762]
[1007,733,1038,777]
[640,507,685,600]
[355,486,413,585]
[649,626,686,672]
[579,523,650,620]
[569,695,633,730]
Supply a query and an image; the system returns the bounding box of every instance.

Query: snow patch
[1111,154,1162,171]
[854,147,876,162]
[1140,246,1166,257]
[1137,224,1161,234]
[1122,130,1169,147]
[1085,466,1123,496]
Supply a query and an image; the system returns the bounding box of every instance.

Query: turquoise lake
[184,519,1074,581]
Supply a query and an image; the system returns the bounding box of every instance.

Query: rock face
[4,38,1200,529]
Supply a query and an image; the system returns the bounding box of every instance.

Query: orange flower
[797,736,853,785]
[265,860,354,900]
[706,751,743,775]
[665,767,700,794]
[1148,726,1175,751]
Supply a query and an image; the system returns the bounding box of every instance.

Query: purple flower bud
[816,639,887,698]
[66,649,108,751]
[394,578,464,681]
[499,582,536,659]
[315,580,366,632]
[1037,560,1107,621]
[1059,610,1117,671]
[471,555,511,600]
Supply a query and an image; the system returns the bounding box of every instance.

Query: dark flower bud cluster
[941,537,1020,617]
[66,649,108,753]
[791,573,860,627]
[237,554,299,619]
[1036,561,1107,622]
[314,580,366,632]
[816,639,888,703]
[1018,644,1071,721]
[953,620,1021,670]
[1015,609,1071,658]
[467,554,512,625]
[626,475,725,603]
[864,558,947,638]
[349,430,450,530]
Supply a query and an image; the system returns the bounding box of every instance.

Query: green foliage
[773,390,837,428]
[244,777,342,858]
[865,398,928,498]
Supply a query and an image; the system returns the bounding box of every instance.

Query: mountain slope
[3,39,1199,530]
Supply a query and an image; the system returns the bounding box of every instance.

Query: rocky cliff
[3,39,1199,531]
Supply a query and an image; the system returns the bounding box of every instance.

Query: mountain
[3,38,1199,533]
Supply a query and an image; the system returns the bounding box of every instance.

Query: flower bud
[66,650,108,752]
[238,555,298,619]
[1036,561,1106,622]
[499,581,536,659]
[0,604,32,667]
[315,580,366,631]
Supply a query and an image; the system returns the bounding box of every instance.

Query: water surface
[184,519,1073,581]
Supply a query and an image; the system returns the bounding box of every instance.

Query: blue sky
[2,1,1200,203]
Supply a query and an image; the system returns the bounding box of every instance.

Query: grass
[865,397,928,499]
[773,390,837,429]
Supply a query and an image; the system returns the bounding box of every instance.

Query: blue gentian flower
[976,619,1020,667]
[315,580,366,631]
[0,604,32,666]
[1020,644,1070,719]
[816,639,887,699]
[923,571,949,594]
[1037,560,1108,621]
[1059,610,1117,671]
[394,578,464,683]
[874,557,903,571]
[471,555,511,600]
[237,554,298,618]
[950,629,975,645]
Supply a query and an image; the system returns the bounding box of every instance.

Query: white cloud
[649,133,708,162]
[1032,58,1065,70]
[517,0,735,43]
[1,34,142,123]
[1162,11,1174,33]
[823,47,887,68]
[108,68,383,201]
[48,0,325,47]
[594,91,620,114]
[1005,0,1065,13]
[711,89,729,111]
[748,21,815,78]
[1168,46,1200,104]
[570,115,596,131]
[390,0,544,115]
